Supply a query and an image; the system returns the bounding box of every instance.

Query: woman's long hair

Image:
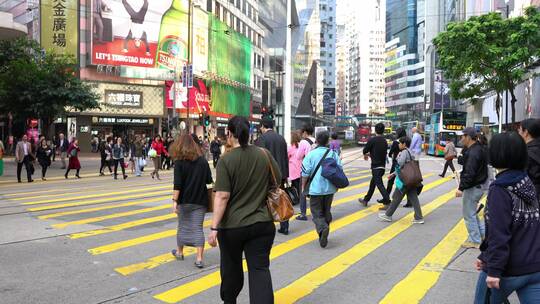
[170,134,202,161]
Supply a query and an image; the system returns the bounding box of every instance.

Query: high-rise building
[338,0,385,116]
[385,0,425,122]
[335,24,347,116]
[0,0,39,40]
[319,0,337,90]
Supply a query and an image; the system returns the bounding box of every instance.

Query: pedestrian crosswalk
[0,162,478,303]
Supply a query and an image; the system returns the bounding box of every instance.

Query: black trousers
[212,153,221,168]
[280,178,301,231]
[17,156,32,182]
[100,156,112,173]
[365,168,390,203]
[441,159,456,177]
[41,164,49,178]
[310,194,334,234]
[386,159,398,195]
[217,221,276,304]
[114,159,126,177]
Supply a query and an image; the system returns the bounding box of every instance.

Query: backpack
[321,150,349,189]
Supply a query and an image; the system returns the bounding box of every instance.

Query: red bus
[357,124,371,145]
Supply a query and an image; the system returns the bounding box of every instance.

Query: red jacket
[151,140,168,156]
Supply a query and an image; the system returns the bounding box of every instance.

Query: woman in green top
[208,116,280,304]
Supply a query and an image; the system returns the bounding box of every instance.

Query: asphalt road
[0,148,491,304]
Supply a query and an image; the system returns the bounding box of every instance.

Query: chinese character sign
[41,0,78,56]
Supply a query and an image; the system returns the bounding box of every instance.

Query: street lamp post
[505,1,510,131]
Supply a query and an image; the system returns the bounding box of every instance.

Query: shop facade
[70,82,164,152]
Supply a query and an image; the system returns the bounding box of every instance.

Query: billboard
[41,0,78,56]
[323,88,336,116]
[208,16,252,85]
[165,79,210,112]
[433,70,451,109]
[90,0,208,72]
[211,82,251,117]
[207,16,251,116]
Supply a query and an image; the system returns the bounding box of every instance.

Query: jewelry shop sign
[105,90,143,108]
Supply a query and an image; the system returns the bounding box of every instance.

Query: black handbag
[284,182,300,205]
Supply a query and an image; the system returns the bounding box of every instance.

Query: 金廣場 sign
[41,0,78,56]
[105,90,143,107]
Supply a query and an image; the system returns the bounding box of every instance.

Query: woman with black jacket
[99,137,113,176]
[474,132,540,303]
[36,138,52,180]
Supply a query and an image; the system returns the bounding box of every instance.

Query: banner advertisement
[323,88,336,116]
[211,82,251,117]
[41,0,78,56]
[165,79,210,112]
[91,0,207,72]
[434,70,451,110]
[208,16,252,85]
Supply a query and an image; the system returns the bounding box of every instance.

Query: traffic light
[261,106,274,120]
[198,113,204,125]
[204,114,210,127]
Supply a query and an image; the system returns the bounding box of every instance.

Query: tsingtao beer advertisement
[90,0,208,71]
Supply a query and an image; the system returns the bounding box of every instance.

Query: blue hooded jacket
[479,170,540,278]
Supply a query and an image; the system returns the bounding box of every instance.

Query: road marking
[115,243,213,275]
[152,178,452,303]
[22,185,170,205]
[348,174,370,182]
[27,190,171,212]
[52,204,170,229]
[7,181,168,201]
[0,170,173,189]
[87,174,444,257]
[0,170,172,187]
[88,190,369,256]
[38,196,169,219]
[379,219,468,304]
[153,205,381,303]
[380,196,486,304]
[69,213,193,239]
[273,191,456,304]
[88,230,178,255]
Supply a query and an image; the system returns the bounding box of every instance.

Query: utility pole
[505,2,509,131]
[284,0,293,144]
[187,0,193,133]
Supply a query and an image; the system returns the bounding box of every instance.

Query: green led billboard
[210,82,251,117]
[209,16,252,85]
[208,16,251,117]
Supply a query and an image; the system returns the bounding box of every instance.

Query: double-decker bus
[357,123,371,145]
[427,111,467,156]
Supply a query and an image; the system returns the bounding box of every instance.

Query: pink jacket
[288,145,302,181]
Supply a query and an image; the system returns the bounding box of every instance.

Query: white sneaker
[378,213,392,222]
[412,219,425,224]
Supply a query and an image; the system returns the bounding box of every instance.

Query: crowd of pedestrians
[6,115,540,303]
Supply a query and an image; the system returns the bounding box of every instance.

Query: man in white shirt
[15,135,33,183]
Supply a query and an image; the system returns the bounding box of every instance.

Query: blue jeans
[134,157,142,176]
[475,271,540,303]
[463,186,485,244]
